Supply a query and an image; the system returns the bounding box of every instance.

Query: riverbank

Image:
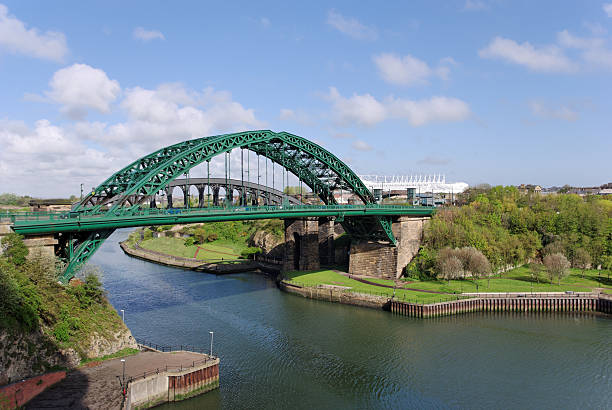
[91,230,612,409]
[120,241,281,275]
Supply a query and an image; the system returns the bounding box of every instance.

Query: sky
[0,0,611,197]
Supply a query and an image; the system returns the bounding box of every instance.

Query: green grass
[284,270,465,303]
[401,265,612,294]
[139,237,248,260]
[283,265,612,304]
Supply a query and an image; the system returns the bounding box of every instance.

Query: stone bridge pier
[283,218,336,272]
[348,216,430,279]
[282,216,429,279]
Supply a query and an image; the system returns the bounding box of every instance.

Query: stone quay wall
[120,241,281,275]
[389,293,612,318]
[278,281,389,310]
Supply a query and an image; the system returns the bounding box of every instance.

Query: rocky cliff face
[0,326,137,385]
[249,230,284,257]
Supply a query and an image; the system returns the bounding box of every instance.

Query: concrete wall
[125,358,220,409]
[126,372,168,409]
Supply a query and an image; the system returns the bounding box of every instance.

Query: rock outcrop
[249,230,283,257]
[0,326,136,385]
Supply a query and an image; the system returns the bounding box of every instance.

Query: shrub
[1,233,29,266]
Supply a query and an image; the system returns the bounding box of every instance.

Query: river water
[91,230,611,409]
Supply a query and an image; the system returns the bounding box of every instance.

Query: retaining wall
[278,281,388,310]
[389,294,612,318]
[120,242,280,275]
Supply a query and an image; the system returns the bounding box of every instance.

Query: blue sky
[0,1,611,196]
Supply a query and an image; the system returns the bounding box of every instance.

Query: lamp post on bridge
[80,183,83,201]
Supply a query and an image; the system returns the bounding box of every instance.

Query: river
[90,230,612,409]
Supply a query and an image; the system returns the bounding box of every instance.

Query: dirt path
[27,351,208,410]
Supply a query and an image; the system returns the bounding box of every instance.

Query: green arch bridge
[5,130,434,282]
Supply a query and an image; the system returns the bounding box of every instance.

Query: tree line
[406,186,612,282]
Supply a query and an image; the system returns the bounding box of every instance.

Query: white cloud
[326,87,470,127]
[279,108,312,125]
[2,79,264,196]
[133,27,165,41]
[326,87,387,126]
[374,53,434,86]
[103,84,263,155]
[557,30,604,49]
[479,37,576,72]
[0,4,68,62]
[529,101,578,122]
[386,96,472,126]
[583,21,607,36]
[46,64,121,119]
[464,0,488,11]
[604,3,612,17]
[0,119,121,196]
[352,140,373,151]
[326,10,377,40]
[260,17,270,27]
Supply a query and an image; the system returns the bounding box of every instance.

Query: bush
[1,233,29,266]
[240,247,262,259]
[184,237,195,246]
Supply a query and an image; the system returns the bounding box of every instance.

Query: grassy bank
[129,220,283,261]
[400,266,611,294]
[284,270,466,303]
[1,233,129,381]
[284,265,611,305]
[139,237,245,260]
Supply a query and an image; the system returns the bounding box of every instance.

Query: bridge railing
[4,203,434,223]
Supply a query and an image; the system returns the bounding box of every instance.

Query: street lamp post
[80,183,83,201]
[209,331,214,357]
[120,358,126,395]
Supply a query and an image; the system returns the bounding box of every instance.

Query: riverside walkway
[26,350,213,409]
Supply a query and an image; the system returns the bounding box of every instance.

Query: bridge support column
[318,218,335,265]
[212,187,219,206]
[167,193,173,208]
[348,216,430,279]
[150,195,156,209]
[197,185,205,208]
[283,218,320,272]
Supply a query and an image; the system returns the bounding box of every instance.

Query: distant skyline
[0,1,611,197]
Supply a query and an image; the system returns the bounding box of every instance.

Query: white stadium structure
[358,174,469,194]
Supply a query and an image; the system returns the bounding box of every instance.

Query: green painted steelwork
[9,204,434,235]
[6,130,436,282]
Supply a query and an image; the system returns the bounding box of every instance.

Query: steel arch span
[60,130,397,280]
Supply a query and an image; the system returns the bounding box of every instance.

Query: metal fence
[2,203,433,222]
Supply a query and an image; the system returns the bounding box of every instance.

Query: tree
[572,248,591,278]
[542,241,564,257]
[543,253,570,285]
[602,256,612,280]
[436,249,463,283]
[1,233,29,266]
[455,247,491,291]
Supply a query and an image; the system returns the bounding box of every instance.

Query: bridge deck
[4,204,434,234]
